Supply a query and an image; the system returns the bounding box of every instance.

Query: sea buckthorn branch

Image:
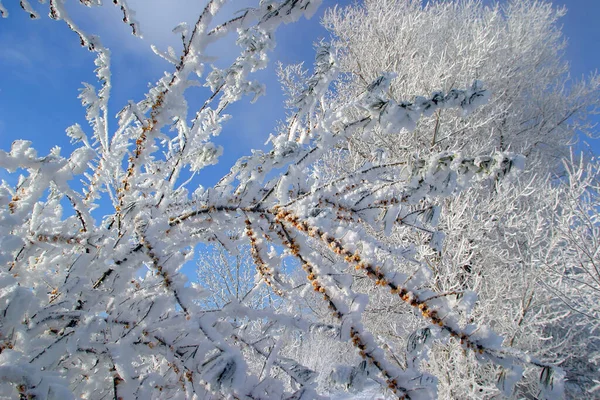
[29,233,87,247]
[111,0,139,36]
[169,205,236,226]
[221,80,499,213]
[281,161,408,209]
[114,0,247,218]
[276,208,560,385]
[136,227,191,317]
[244,214,329,309]
[117,1,318,218]
[235,151,523,262]
[163,25,277,189]
[1,145,68,218]
[63,192,89,233]
[117,0,228,200]
[317,152,521,215]
[273,222,433,400]
[23,0,142,36]
[244,218,286,297]
[251,79,493,207]
[48,0,105,50]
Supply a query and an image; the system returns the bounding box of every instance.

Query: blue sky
[0,0,598,188]
[0,0,350,184]
[552,0,600,79]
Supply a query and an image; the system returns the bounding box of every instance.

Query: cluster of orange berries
[299,263,342,319]
[84,170,100,201]
[0,339,13,352]
[130,279,141,290]
[274,209,309,232]
[169,362,180,376]
[349,328,408,399]
[35,233,82,245]
[274,226,301,257]
[8,188,28,213]
[150,93,164,116]
[374,197,400,207]
[281,212,359,263]
[121,99,163,194]
[8,195,19,213]
[341,183,358,194]
[16,384,28,397]
[140,239,175,294]
[329,181,366,199]
[244,219,284,297]
[349,328,369,358]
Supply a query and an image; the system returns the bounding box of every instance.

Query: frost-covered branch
[2,0,595,399]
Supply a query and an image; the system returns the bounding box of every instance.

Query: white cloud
[70,0,256,60]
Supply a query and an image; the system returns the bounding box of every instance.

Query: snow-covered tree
[195,244,276,311]
[0,0,596,399]
[305,0,600,397]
